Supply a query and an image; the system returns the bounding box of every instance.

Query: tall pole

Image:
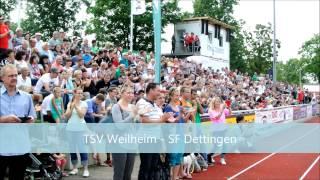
[153,0,161,84]
[272,0,277,82]
[299,69,302,87]
[130,0,134,52]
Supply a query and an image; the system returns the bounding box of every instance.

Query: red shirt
[298,91,304,102]
[0,24,9,49]
[112,58,119,68]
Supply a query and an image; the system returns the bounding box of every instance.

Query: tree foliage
[245,23,280,75]
[0,0,17,17]
[193,0,238,22]
[87,0,182,51]
[21,0,83,39]
[276,59,305,85]
[299,34,320,83]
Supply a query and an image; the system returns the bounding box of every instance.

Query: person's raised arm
[75,103,87,119]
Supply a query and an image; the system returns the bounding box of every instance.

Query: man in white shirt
[35,32,43,52]
[41,93,55,123]
[34,67,59,96]
[17,67,32,93]
[136,83,171,180]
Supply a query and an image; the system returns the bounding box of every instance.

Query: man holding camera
[0,64,36,180]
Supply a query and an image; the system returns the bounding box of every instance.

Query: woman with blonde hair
[65,87,90,177]
[208,96,231,165]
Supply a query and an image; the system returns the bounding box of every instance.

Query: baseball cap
[0,16,4,20]
[35,32,42,36]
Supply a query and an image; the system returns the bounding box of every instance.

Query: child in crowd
[53,153,68,177]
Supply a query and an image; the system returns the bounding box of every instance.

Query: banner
[307,105,313,118]
[293,105,307,120]
[131,0,146,15]
[255,108,293,123]
[312,104,319,116]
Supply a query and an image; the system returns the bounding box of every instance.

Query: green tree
[193,0,238,22]
[87,0,182,51]
[0,0,17,17]
[276,58,306,85]
[299,34,320,83]
[21,0,85,39]
[245,23,280,75]
[229,20,249,72]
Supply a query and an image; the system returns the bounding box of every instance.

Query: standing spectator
[191,89,204,123]
[164,88,186,180]
[180,87,194,122]
[171,34,176,54]
[208,97,231,165]
[65,88,90,177]
[48,31,60,50]
[0,64,36,180]
[4,20,14,49]
[50,86,65,123]
[0,15,10,61]
[13,28,24,47]
[298,88,304,104]
[136,83,171,180]
[58,29,66,44]
[112,86,137,180]
[35,32,44,52]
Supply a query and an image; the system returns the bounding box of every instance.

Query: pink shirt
[209,108,230,124]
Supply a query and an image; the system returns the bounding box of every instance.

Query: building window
[226,29,230,42]
[219,36,223,47]
[208,32,213,43]
[214,25,221,38]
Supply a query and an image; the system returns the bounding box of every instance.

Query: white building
[161,17,234,70]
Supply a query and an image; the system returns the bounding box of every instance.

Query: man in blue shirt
[0,64,36,180]
[84,93,105,123]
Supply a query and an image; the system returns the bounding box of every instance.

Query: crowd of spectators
[0,14,319,180]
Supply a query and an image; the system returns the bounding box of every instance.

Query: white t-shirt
[34,73,59,93]
[17,75,32,90]
[41,94,54,115]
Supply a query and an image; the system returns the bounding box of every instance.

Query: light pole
[299,69,302,87]
[272,0,277,82]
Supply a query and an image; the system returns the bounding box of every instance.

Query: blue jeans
[68,131,88,166]
[213,130,226,158]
